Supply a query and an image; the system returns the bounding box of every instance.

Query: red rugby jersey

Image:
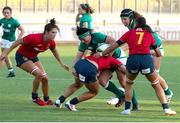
[119,29,156,55]
[85,56,122,71]
[17,33,56,58]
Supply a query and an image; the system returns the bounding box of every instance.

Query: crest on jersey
[8,24,11,28]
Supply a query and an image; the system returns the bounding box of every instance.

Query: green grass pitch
[0,44,180,122]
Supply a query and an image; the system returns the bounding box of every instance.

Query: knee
[126,78,134,85]
[35,72,48,82]
[98,79,107,87]
[41,74,48,83]
[151,78,160,88]
[90,89,99,97]
[74,82,83,88]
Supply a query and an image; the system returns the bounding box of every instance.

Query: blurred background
[0,0,180,43]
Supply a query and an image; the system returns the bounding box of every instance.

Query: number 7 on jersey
[136,32,144,44]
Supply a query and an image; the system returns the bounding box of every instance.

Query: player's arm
[72,51,84,67]
[102,40,124,56]
[105,36,116,45]
[96,35,116,57]
[17,25,25,40]
[0,38,23,60]
[151,44,161,57]
[51,48,69,71]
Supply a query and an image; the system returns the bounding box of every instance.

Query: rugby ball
[96,43,110,52]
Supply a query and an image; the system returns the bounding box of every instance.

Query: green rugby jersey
[78,32,106,52]
[0,17,20,41]
[80,13,92,29]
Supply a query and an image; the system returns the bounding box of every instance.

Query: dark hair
[135,16,153,32]
[76,27,92,36]
[80,3,94,14]
[43,18,60,34]
[131,11,141,20]
[2,6,12,13]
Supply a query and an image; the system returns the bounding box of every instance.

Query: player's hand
[92,52,101,58]
[61,64,70,72]
[71,67,78,78]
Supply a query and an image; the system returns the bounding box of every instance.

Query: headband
[78,31,90,39]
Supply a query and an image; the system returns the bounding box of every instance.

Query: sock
[8,68,14,72]
[59,95,66,103]
[132,88,138,105]
[105,80,125,98]
[164,87,172,95]
[70,97,79,105]
[125,101,131,110]
[32,92,38,100]
[43,96,49,101]
[162,103,169,109]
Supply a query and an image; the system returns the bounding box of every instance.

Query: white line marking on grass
[0,76,179,85]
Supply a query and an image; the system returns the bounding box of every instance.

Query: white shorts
[1,39,15,49]
[116,49,127,65]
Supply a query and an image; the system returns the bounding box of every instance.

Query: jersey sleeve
[94,33,107,43]
[152,32,162,47]
[14,19,20,27]
[49,40,56,50]
[119,31,130,43]
[78,42,87,52]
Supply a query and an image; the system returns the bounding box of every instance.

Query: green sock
[105,80,124,98]
[132,88,138,105]
[164,88,172,95]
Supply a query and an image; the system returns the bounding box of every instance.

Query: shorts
[1,39,14,48]
[74,59,98,83]
[15,52,39,67]
[126,54,155,75]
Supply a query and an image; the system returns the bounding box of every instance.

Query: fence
[0,0,180,14]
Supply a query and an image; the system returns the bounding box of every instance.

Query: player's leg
[152,45,173,102]
[146,71,176,115]
[121,71,138,115]
[19,60,47,106]
[15,52,47,106]
[99,70,125,104]
[55,78,84,108]
[64,80,99,111]
[1,40,15,77]
[34,61,52,105]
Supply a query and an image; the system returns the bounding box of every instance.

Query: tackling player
[0,18,69,106]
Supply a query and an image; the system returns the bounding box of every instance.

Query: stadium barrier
[0,17,180,43]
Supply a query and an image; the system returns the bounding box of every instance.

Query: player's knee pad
[30,66,39,75]
[41,72,48,80]
[126,78,134,84]
[151,78,159,86]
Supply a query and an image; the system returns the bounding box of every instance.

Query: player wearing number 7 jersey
[102,16,176,115]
